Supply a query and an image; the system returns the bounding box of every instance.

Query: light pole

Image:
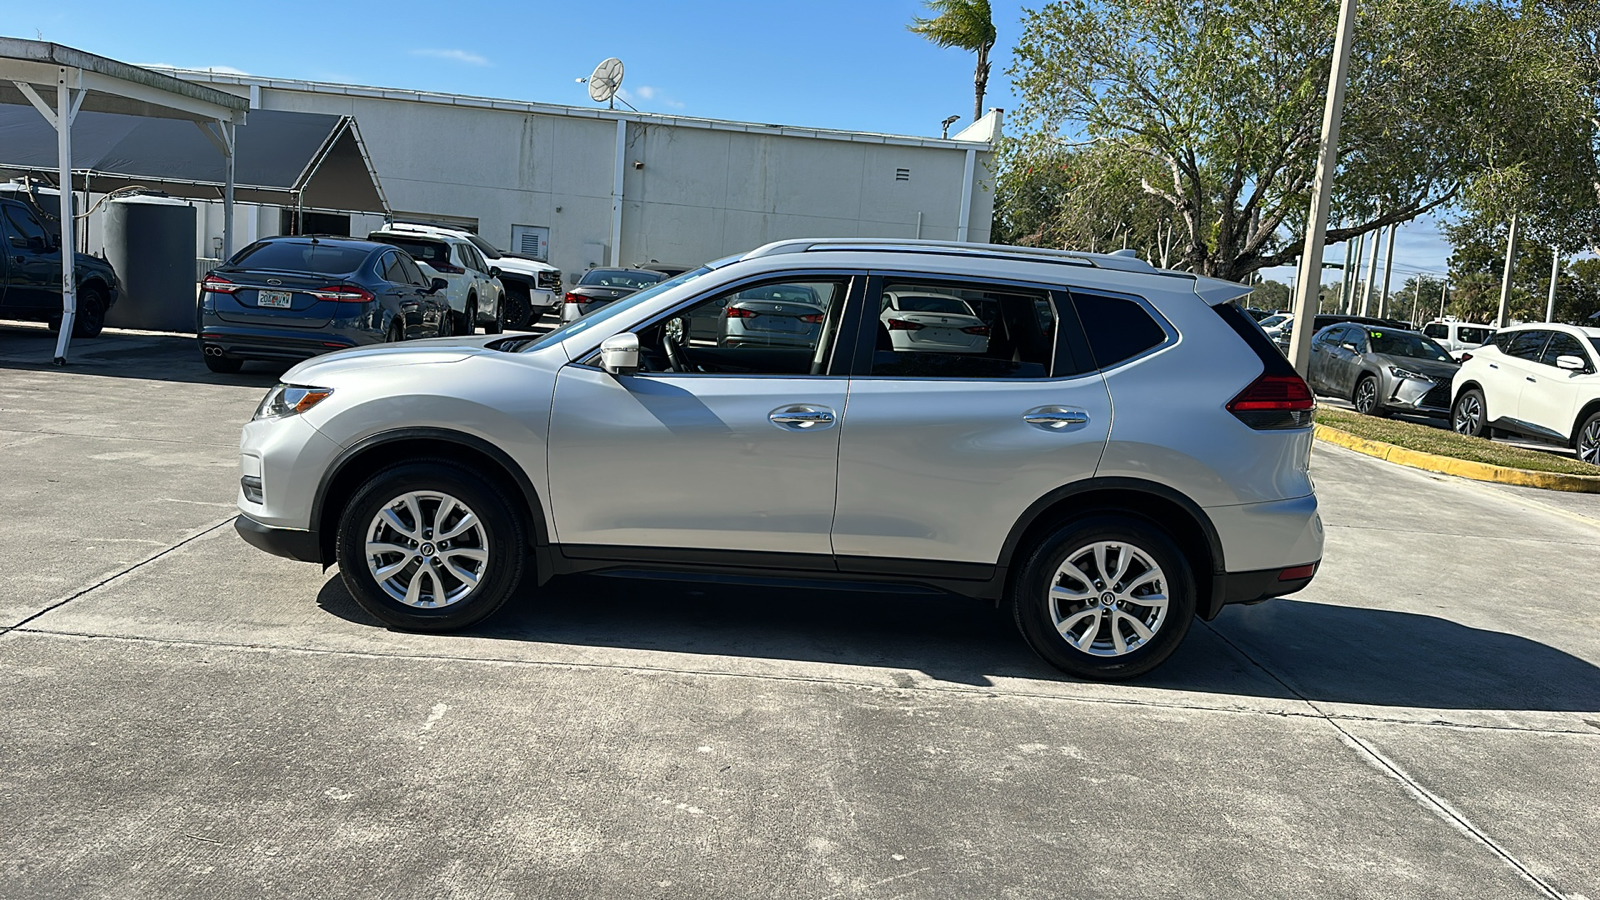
[941,115,961,139]
[1288,0,1358,376]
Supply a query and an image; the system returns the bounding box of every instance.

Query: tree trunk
[973,44,991,127]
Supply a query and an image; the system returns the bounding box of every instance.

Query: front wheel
[503,286,532,330]
[1452,388,1487,438]
[1010,516,1196,680]
[336,461,526,631]
[1576,411,1600,466]
[73,288,108,338]
[1352,374,1385,417]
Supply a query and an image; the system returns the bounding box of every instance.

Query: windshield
[1369,330,1452,361]
[230,240,371,275]
[465,233,502,259]
[580,269,664,290]
[519,267,713,353]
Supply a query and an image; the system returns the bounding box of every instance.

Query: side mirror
[489,267,501,278]
[429,277,448,294]
[599,333,640,376]
[7,235,25,249]
[1556,355,1586,372]
[1341,342,1358,352]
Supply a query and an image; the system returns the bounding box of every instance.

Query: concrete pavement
[2,323,1597,899]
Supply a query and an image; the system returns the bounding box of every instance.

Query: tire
[484,295,504,335]
[203,351,243,374]
[336,460,527,632]
[1452,387,1487,438]
[1352,374,1385,417]
[459,296,477,336]
[436,307,454,338]
[72,287,107,338]
[503,285,532,330]
[1010,515,1196,681]
[1576,410,1600,466]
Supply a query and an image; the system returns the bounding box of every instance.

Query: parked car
[1272,313,1408,354]
[233,237,1323,681]
[385,222,560,329]
[368,227,501,335]
[0,195,120,337]
[1259,312,1292,335]
[878,290,990,354]
[561,267,666,322]
[1421,319,1496,360]
[196,236,450,373]
[637,262,695,278]
[1307,323,1458,417]
[1451,324,1600,464]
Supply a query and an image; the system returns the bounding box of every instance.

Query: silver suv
[235,239,1324,680]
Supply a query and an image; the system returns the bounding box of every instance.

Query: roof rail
[741,238,1163,274]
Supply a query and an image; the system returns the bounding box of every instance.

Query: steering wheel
[663,330,692,373]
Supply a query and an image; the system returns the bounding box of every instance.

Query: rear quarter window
[1072,291,1168,369]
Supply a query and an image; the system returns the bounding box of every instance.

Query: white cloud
[619,85,685,110]
[635,85,656,100]
[410,48,489,66]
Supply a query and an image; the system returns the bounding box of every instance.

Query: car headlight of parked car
[254,384,334,420]
[1388,366,1433,382]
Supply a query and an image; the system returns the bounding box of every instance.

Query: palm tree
[908,0,997,128]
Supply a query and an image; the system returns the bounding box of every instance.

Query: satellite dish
[588,57,625,107]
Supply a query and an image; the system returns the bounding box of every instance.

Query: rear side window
[231,240,371,275]
[869,279,1059,379]
[1073,291,1168,369]
[1506,331,1551,361]
[1457,326,1492,345]
[1423,323,1448,339]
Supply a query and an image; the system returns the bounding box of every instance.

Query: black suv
[0,196,120,337]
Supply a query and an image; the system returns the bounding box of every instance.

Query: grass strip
[1315,407,1600,476]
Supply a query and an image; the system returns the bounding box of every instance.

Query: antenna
[587,57,625,109]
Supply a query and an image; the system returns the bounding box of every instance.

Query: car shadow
[314,571,1600,712]
[0,321,289,386]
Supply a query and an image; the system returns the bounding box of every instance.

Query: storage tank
[102,196,197,333]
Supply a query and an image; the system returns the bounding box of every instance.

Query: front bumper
[235,514,321,563]
[1383,373,1451,414]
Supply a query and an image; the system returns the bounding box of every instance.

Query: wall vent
[895,168,911,182]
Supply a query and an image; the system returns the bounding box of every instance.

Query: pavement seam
[8,625,1599,738]
[1199,620,1567,900]
[0,426,239,448]
[4,515,237,633]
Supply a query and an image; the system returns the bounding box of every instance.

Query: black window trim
[1064,284,1179,375]
[1507,329,1553,362]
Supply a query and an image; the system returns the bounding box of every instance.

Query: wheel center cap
[420,542,436,556]
[1100,592,1116,607]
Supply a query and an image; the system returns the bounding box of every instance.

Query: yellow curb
[1313,423,1600,493]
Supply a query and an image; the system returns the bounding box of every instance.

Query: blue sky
[5,0,1452,280]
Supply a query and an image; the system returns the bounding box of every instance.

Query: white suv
[232,239,1324,681]
[384,222,561,329]
[368,227,502,335]
[1422,319,1497,360]
[1451,323,1600,464]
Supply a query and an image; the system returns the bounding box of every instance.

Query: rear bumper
[1211,563,1319,612]
[235,514,321,564]
[199,324,374,362]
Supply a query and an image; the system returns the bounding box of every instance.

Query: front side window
[1075,291,1168,370]
[1539,332,1590,369]
[641,278,848,376]
[3,204,48,246]
[1506,330,1551,361]
[869,279,1057,379]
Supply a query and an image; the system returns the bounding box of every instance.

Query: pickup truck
[0,196,120,337]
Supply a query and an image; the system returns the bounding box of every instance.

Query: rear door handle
[1024,407,1090,430]
[769,405,836,431]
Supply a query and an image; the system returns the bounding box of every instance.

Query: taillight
[431,261,464,274]
[962,325,990,335]
[799,313,825,324]
[564,292,582,304]
[309,284,374,303]
[202,274,240,294]
[1227,373,1315,430]
[885,319,923,331]
[725,307,757,319]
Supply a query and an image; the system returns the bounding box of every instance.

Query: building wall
[182,75,996,282]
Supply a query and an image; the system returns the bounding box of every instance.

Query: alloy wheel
[1048,540,1169,657]
[1355,378,1377,415]
[364,491,489,608]
[1454,394,1482,436]
[1580,418,1600,465]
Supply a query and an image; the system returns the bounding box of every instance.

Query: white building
[167,69,1001,280]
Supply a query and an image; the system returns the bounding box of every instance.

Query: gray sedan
[1307,323,1459,416]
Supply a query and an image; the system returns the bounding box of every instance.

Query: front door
[1521,331,1596,439]
[545,273,859,561]
[1,201,60,311]
[831,275,1112,569]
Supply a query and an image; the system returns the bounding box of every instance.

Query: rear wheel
[460,296,477,336]
[503,285,532,330]
[1352,374,1385,417]
[484,295,504,334]
[1010,515,1196,681]
[437,307,454,338]
[336,461,526,631]
[1452,388,1487,438]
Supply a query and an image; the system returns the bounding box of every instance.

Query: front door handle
[1526,376,1537,383]
[1024,407,1090,430]
[769,405,836,431]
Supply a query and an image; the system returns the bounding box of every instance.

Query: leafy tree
[1003,0,1600,282]
[1248,279,1293,310]
[909,0,997,126]
[1445,213,1600,323]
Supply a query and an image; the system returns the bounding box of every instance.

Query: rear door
[830,273,1112,572]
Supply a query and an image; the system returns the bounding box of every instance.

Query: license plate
[257,290,292,308]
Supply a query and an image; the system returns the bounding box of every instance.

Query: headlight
[1388,366,1432,382]
[254,384,334,420]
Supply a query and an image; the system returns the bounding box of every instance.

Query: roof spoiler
[1194,275,1252,307]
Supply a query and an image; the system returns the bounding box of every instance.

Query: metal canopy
[0,106,389,212]
[0,38,248,364]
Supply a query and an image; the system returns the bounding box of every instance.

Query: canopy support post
[47,68,84,365]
